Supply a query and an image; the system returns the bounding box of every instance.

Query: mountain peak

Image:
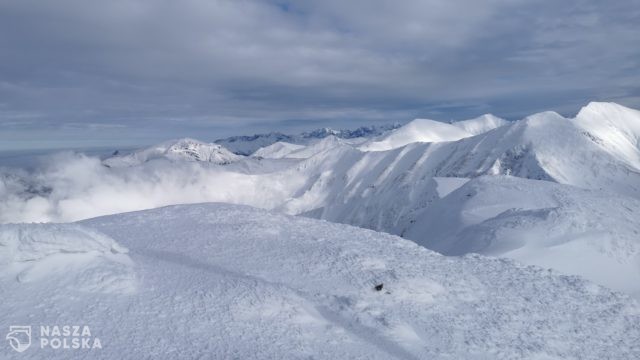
[103,138,241,167]
[577,101,640,119]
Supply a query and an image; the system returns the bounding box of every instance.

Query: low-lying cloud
[0,152,301,223]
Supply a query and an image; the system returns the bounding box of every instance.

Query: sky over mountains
[1,0,639,149]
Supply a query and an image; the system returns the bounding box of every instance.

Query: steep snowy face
[103,138,242,167]
[508,110,640,197]
[360,119,473,151]
[403,175,640,298]
[350,110,640,198]
[574,102,640,170]
[1,203,629,359]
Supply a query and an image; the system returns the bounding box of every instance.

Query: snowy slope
[252,136,368,160]
[357,114,506,152]
[360,119,472,151]
[283,135,355,159]
[276,108,640,235]
[2,203,639,359]
[251,141,305,159]
[450,114,508,135]
[403,176,640,298]
[103,138,242,167]
[323,109,640,202]
[574,101,640,170]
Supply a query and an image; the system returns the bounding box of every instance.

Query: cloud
[0,0,638,148]
[0,151,302,223]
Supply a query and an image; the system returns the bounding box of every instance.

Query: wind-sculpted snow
[3,203,637,359]
[0,223,135,294]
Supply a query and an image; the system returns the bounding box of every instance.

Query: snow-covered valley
[2,101,640,358]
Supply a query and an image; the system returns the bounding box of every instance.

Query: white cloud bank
[0,152,301,223]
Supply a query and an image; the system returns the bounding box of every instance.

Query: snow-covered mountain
[251,141,305,159]
[450,113,508,135]
[103,138,242,167]
[271,135,355,159]
[403,175,640,297]
[359,114,507,151]
[3,101,640,302]
[274,106,640,230]
[216,124,400,155]
[3,203,639,359]
[574,101,640,170]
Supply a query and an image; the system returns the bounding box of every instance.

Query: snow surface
[574,101,640,170]
[450,114,508,135]
[282,135,354,159]
[252,141,305,159]
[359,114,507,151]
[359,119,473,151]
[433,177,470,198]
[2,203,639,359]
[0,223,135,294]
[403,175,640,298]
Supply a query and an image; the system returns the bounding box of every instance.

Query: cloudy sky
[1,0,639,150]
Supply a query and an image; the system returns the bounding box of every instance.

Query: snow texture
[359,114,507,151]
[0,223,135,294]
[2,203,639,359]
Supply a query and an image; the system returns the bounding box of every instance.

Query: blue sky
[1,0,639,150]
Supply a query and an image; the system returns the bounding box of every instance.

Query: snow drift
[0,223,134,294]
